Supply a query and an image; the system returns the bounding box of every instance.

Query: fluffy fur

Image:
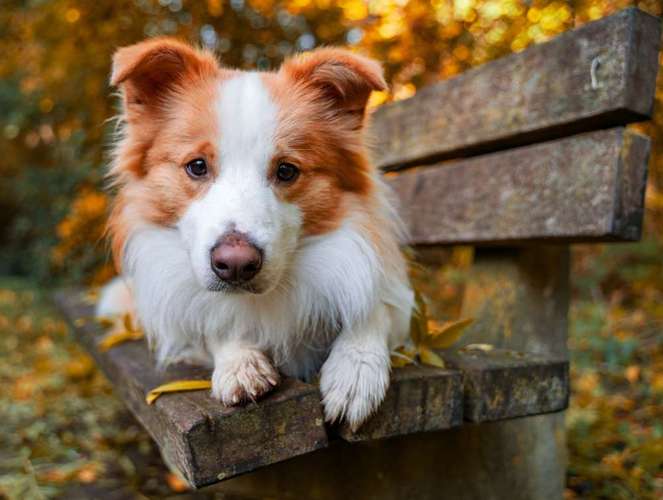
[100,38,414,430]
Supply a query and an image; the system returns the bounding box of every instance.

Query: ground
[0,242,661,499]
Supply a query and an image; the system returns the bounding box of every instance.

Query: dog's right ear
[111,38,218,113]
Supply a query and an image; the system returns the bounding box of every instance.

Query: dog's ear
[111,37,218,112]
[279,48,386,115]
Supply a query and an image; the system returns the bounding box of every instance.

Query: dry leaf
[392,286,472,369]
[428,317,474,349]
[94,316,116,329]
[81,288,99,305]
[97,313,144,351]
[410,288,429,346]
[98,328,144,352]
[390,346,417,367]
[418,347,446,368]
[166,472,189,492]
[146,380,212,405]
[461,343,494,352]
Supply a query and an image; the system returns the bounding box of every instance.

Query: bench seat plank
[370,8,660,171]
[389,127,650,245]
[442,349,569,422]
[54,290,571,486]
[338,364,464,442]
[53,290,329,488]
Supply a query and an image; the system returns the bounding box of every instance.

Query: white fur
[103,73,415,429]
[210,340,280,405]
[179,73,301,294]
[95,275,134,317]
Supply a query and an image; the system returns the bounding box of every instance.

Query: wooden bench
[54,8,660,498]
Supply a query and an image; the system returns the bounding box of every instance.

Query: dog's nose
[210,232,263,284]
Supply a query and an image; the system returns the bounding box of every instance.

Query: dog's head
[108,38,385,294]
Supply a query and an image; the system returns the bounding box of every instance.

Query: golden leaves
[145,380,212,405]
[391,288,473,369]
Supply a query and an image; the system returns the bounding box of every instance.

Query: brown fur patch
[264,49,386,235]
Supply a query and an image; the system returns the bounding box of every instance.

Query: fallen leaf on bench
[97,313,144,351]
[390,346,417,367]
[461,343,494,353]
[427,318,474,349]
[418,347,446,368]
[146,380,212,405]
[166,472,189,492]
[81,288,99,305]
[391,289,473,369]
[98,328,144,352]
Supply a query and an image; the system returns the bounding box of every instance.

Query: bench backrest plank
[370,8,660,172]
[389,127,650,246]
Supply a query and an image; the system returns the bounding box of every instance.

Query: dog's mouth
[206,279,264,295]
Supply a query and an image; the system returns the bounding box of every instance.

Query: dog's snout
[211,232,263,284]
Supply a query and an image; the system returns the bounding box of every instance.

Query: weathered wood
[442,348,569,422]
[448,246,571,499]
[212,416,567,500]
[389,127,650,245]
[338,364,463,441]
[53,290,329,489]
[54,288,572,490]
[370,7,661,171]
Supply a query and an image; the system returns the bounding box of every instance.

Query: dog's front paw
[319,342,390,431]
[211,347,280,406]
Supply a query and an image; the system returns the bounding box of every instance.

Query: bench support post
[446,245,570,499]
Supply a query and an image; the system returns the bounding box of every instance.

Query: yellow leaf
[94,316,116,329]
[427,317,474,349]
[122,312,138,332]
[81,289,99,305]
[98,328,144,352]
[418,347,446,368]
[410,288,429,345]
[73,317,88,327]
[390,346,416,367]
[146,380,212,405]
[461,343,494,353]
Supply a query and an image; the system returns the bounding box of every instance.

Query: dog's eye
[276,162,299,183]
[185,158,208,178]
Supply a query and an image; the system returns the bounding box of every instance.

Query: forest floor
[0,242,661,499]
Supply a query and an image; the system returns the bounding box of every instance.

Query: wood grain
[337,364,463,442]
[369,8,661,171]
[388,127,650,245]
[442,349,569,422]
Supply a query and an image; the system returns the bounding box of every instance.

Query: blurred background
[0,0,661,498]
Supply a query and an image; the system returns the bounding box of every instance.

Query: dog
[96,38,414,430]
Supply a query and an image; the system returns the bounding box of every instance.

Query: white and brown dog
[97,38,414,430]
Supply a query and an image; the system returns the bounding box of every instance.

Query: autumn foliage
[0,0,662,497]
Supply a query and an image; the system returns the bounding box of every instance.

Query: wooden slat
[442,349,569,422]
[53,290,328,489]
[370,8,661,171]
[54,290,573,487]
[389,127,650,246]
[338,364,463,442]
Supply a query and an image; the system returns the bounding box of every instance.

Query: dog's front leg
[209,340,280,406]
[320,303,391,431]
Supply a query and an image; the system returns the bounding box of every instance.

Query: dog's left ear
[280,48,386,115]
